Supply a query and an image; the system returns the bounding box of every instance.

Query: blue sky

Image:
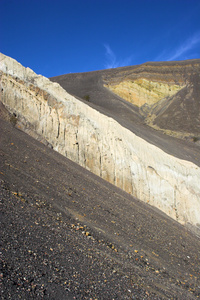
[1,0,200,77]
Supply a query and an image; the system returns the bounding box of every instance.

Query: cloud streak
[167,31,200,61]
[154,31,200,62]
[104,44,117,68]
[104,44,133,69]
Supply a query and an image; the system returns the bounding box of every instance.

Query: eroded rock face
[0,53,200,232]
[105,78,184,107]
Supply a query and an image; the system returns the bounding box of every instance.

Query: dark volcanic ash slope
[1,105,200,299]
[146,65,200,135]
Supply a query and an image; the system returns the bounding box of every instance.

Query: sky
[1,0,200,78]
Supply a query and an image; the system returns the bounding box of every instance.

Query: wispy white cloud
[104,44,133,69]
[154,31,200,62]
[104,44,117,68]
[167,31,200,61]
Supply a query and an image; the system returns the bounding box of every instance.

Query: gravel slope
[1,116,200,299]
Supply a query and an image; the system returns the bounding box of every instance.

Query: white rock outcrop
[1,53,200,231]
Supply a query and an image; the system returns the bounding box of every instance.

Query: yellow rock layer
[105,78,184,107]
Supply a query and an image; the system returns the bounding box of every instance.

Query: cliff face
[1,53,200,232]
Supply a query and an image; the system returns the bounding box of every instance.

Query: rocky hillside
[1,53,200,234]
[51,60,200,140]
[1,115,200,299]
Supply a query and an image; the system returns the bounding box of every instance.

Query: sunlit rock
[1,52,200,232]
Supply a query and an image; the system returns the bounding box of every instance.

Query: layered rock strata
[102,61,200,138]
[105,78,184,107]
[0,53,200,232]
